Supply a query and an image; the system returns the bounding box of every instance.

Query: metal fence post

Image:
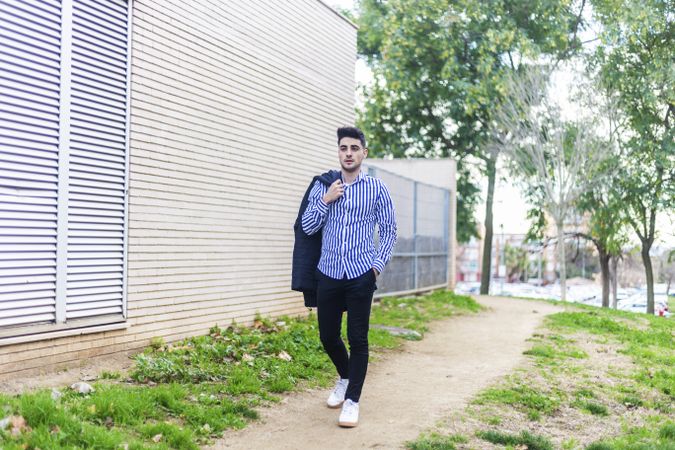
[413,181,418,290]
[444,189,449,285]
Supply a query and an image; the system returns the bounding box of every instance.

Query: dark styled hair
[337,126,366,148]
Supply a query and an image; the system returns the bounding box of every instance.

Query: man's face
[338,137,367,173]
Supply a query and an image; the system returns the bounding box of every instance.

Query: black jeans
[316,269,377,402]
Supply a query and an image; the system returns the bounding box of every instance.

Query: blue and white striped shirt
[302,171,397,280]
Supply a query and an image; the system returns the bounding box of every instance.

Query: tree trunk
[480,155,497,295]
[599,249,610,308]
[556,218,567,301]
[610,255,618,309]
[641,243,655,314]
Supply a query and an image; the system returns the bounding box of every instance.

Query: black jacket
[292,170,341,306]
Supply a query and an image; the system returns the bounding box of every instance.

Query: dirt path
[211,296,563,450]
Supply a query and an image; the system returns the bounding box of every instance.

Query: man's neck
[341,168,360,185]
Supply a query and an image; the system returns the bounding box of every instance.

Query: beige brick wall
[0,0,356,379]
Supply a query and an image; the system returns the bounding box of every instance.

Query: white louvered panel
[0,64,60,90]
[70,160,125,178]
[69,258,123,267]
[70,113,126,137]
[67,0,128,322]
[68,249,124,258]
[0,297,55,310]
[0,252,56,262]
[67,178,124,192]
[68,215,124,225]
[0,152,58,170]
[0,277,55,290]
[73,96,124,123]
[0,266,57,277]
[69,264,122,275]
[70,148,125,165]
[0,0,60,329]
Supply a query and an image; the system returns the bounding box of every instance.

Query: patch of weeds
[368,327,401,348]
[0,390,148,449]
[575,388,596,398]
[524,344,558,359]
[99,370,121,380]
[578,400,609,416]
[406,432,468,450]
[370,291,483,337]
[523,335,588,365]
[2,290,482,449]
[486,415,502,425]
[585,418,675,449]
[138,422,197,449]
[586,443,614,450]
[660,422,675,439]
[634,367,675,400]
[149,336,165,351]
[476,429,554,450]
[474,382,561,420]
[619,394,643,409]
[562,438,581,450]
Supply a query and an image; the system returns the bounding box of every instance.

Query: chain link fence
[368,166,451,296]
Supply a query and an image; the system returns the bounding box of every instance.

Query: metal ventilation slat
[0,0,60,329]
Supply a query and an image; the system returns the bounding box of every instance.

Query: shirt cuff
[317,197,329,213]
[372,260,385,274]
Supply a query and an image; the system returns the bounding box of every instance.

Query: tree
[505,243,529,281]
[574,79,627,309]
[492,67,610,301]
[354,0,585,294]
[590,0,675,313]
[657,249,675,296]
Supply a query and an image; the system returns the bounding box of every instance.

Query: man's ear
[364,147,368,158]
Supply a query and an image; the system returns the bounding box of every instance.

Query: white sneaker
[327,378,349,408]
[338,399,359,427]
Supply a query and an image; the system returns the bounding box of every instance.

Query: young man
[302,126,397,427]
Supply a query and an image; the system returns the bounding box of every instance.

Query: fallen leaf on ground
[277,351,292,361]
[10,415,28,436]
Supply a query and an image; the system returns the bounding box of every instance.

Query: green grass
[473,381,562,420]
[1,290,480,449]
[585,419,675,449]
[547,308,675,400]
[409,298,674,450]
[476,429,554,450]
[406,432,468,450]
[370,290,484,339]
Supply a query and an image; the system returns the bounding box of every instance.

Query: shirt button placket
[341,187,349,277]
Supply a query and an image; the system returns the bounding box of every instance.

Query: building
[0,0,357,378]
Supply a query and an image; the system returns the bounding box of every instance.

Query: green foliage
[1,290,481,449]
[577,400,609,416]
[505,243,529,281]
[370,291,483,337]
[476,429,554,450]
[355,0,584,242]
[547,309,675,399]
[99,370,121,380]
[474,382,562,419]
[406,432,468,450]
[585,419,675,449]
[589,0,675,313]
[149,336,165,351]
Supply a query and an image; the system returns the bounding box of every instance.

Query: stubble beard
[341,160,361,173]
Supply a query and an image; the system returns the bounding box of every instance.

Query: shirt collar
[341,170,366,186]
